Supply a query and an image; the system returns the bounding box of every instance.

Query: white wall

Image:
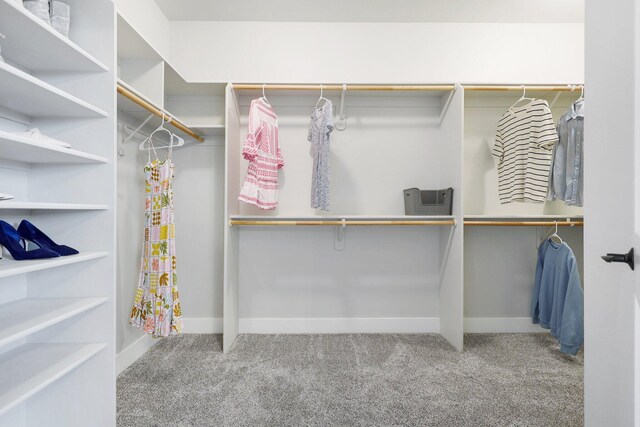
[115,113,224,365]
[169,22,583,84]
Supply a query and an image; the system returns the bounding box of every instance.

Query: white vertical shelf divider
[438,84,465,351]
[223,83,241,353]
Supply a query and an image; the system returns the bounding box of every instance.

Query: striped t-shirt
[492,99,557,204]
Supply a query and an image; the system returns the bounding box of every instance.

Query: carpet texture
[117,333,583,426]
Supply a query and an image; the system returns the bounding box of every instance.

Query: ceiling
[154,0,584,23]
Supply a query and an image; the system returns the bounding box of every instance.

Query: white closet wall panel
[169,22,583,84]
[115,116,148,355]
[238,227,442,320]
[223,84,241,352]
[171,144,224,321]
[438,87,464,350]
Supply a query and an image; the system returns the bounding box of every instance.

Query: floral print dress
[130,146,182,337]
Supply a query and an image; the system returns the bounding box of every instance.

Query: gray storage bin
[403,187,453,216]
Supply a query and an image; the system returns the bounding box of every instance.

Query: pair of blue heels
[0,220,79,260]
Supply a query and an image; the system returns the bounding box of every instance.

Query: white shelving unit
[223,83,464,353]
[0,202,108,211]
[0,252,108,279]
[0,1,107,73]
[0,62,107,118]
[0,298,107,347]
[0,131,108,164]
[117,19,225,143]
[0,343,106,416]
[0,0,116,425]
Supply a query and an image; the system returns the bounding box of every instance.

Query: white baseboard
[464,317,546,333]
[182,317,223,333]
[116,334,158,375]
[239,317,440,334]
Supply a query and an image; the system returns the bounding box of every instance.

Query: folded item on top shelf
[51,1,70,38]
[0,193,15,201]
[14,128,71,148]
[23,0,51,25]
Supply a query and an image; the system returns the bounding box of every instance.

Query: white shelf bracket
[335,84,347,131]
[438,222,456,279]
[334,218,346,251]
[439,85,457,125]
[122,114,154,145]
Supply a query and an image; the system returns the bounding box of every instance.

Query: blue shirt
[531,239,584,355]
[548,99,584,206]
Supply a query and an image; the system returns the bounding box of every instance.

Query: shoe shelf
[0,251,108,279]
[0,62,108,119]
[0,0,108,73]
[0,130,108,164]
[0,342,106,417]
[0,297,107,348]
[0,202,109,211]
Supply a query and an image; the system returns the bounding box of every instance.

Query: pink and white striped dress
[238,98,284,210]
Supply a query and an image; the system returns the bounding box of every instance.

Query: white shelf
[0,0,108,73]
[0,130,108,164]
[464,214,584,219]
[0,202,108,211]
[0,297,107,347]
[0,343,106,416]
[0,251,108,279]
[188,124,225,136]
[0,62,108,118]
[231,215,455,221]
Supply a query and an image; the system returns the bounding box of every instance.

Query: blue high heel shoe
[18,220,79,256]
[0,220,59,260]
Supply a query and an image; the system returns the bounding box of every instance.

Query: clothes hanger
[260,84,271,106]
[548,222,563,245]
[576,85,584,102]
[139,113,185,151]
[314,84,329,109]
[510,85,535,109]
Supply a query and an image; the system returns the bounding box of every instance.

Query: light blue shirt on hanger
[531,239,584,355]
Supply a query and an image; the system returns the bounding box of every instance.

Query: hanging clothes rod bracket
[335,84,347,131]
[334,218,347,251]
[122,113,155,145]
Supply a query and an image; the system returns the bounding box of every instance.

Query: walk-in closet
[0,0,638,426]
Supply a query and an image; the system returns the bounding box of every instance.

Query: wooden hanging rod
[464,220,584,227]
[117,82,205,142]
[232,84,456,92]
[230,219,456,226]
[464,85,583,92]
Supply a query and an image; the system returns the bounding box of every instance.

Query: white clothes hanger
[577,85,585,102]
[510,85,535,110]
[547,222,564,245]
[314,84,329,109]
[139,113,184,151]
[260,84,271,106]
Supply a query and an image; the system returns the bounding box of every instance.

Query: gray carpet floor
[117,333,583,427]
